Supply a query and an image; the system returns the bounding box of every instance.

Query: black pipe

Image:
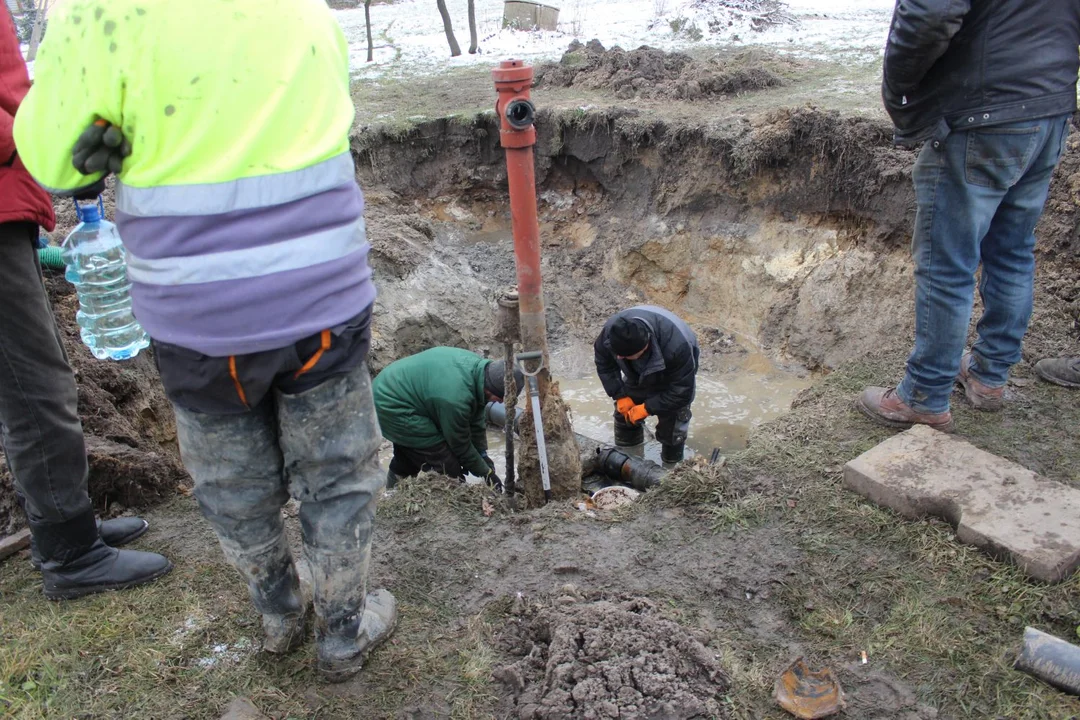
[485,402,666,490]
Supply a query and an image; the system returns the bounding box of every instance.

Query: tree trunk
[26,0,49,62]
[468,0,478,54]
[364,0,374,62]
[436,0,461,57]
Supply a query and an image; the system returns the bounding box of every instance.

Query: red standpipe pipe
[492,60,548,370]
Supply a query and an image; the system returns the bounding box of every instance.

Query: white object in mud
[592,485,641,510]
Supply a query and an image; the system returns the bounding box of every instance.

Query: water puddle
[476,350,812,476]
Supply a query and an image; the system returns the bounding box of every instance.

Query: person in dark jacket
[860,0,1079,431]
[0,8,170,600]
[594,306,699,464]
[373,347,523,488]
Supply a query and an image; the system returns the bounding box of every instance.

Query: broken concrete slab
[844,424,1080,583]
[0,528,31,563]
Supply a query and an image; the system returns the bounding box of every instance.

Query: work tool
[516,351,551,503]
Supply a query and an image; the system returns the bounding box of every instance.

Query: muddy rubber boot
[29,516,149,570]
[1035,357,1080,388]
[316,588,398,683]
[385,468,401,490]
[254,541,308,655]
[661,442,685,465]
[34,510,172,600]
[173,400,308,655]
[956,352,1004,411]
[274,362,393,683]
[613,408,644,447]
[857,387,954,432]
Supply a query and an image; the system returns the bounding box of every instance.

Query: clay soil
[2,46,1080,720]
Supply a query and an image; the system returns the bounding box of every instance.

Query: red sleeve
[0,9,31,162]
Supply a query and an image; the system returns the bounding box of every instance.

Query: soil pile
[495,594,730,719]
[0,194,189,534]
[536,40,786,101]
[518,380,582,507]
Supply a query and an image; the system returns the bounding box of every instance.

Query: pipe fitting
[505,98,535,130]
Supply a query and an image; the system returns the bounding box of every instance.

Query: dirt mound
[537,40,785,101]
[518,381,582,507]
[0,271,189,534]
[495,594,730,719]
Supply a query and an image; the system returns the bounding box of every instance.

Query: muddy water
[479,351,811,478]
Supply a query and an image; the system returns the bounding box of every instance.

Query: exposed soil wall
[354,105,1079,373]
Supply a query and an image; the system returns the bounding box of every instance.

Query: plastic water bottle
[62,198,150,361]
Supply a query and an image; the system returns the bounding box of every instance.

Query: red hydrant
[492,60,582,505]
[492,59,547,369]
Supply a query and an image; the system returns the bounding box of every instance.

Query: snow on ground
[338,0,895,78]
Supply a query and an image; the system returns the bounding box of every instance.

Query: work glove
[626,403,649,425]
[481,453,496,472]
[72,119,132,177]
[616,397,635,416]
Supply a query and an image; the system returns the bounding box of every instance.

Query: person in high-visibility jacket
[14,0,395,682]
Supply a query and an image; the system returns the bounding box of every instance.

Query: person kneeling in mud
[595,306,699,464]
[374,347,524,489]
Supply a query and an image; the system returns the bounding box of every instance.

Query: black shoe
[31,511,172,601]
[30,516,149,570]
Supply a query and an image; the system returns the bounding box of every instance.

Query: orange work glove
[616,397,635,415]
[626,403,649,424]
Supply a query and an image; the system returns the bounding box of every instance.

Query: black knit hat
[609,317,650,357]
[484,360,525,400]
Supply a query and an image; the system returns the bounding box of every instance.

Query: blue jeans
[897,115,1072,414]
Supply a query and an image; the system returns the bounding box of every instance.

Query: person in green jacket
[373,347,523,489]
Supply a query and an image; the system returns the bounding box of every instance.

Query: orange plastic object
[774,657,845,719]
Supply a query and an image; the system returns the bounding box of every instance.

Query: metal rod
[502,340,517,495]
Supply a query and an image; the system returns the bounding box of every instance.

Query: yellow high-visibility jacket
[14,0,374,358]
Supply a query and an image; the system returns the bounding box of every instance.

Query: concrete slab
[844,424,1080,583]
[0,528,31,563]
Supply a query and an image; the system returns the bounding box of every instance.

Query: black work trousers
[0,222,93,524]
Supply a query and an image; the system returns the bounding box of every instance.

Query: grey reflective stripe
[126,218,366,286]
[116,153,356,217]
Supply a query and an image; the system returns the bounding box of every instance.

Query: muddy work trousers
[165,330,383,649]
[614,403,692,463]
[0,222,93,525]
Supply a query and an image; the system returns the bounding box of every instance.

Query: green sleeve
[436,400,490,478]
[13,2,117,195]
[471,411,489,457]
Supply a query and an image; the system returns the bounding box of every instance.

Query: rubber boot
[29,516,149,570]
[274,362,396,682]
[33,509,172,600]
[661,442,685,465]
[613,409,644,447]
[173,401,307,655]
[385,467,401,490]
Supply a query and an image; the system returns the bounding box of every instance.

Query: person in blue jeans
[859,0,1079,432]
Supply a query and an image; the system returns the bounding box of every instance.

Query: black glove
[72,120,132,176]
[485,469,503,493]
[481,454,496,473]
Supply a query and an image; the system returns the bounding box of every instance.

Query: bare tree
[436,0,461,57]
[467,0,478,54]
[364,0,374,62]
[26,0,50,62]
